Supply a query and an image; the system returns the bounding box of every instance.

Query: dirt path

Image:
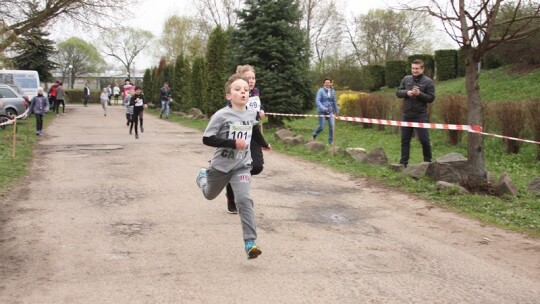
[1,104,539,303]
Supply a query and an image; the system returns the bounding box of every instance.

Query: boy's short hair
[224,74,248,94]
[323,77,332,83]
[236,64,256,75]
[134,86,142,91]
[412,59,425,67]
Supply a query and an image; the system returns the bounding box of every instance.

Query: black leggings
[35,114,44,131]
[55,99,65,113]
[226,141,264,203]
[130,108,143,135]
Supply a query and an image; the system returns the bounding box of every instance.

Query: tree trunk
[464,54,486,186]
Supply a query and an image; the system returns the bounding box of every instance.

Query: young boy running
[129,86,146,139]
[196,74,271,259]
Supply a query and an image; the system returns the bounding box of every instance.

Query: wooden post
[331,115,336,158]
[26,116,29,142]
[12,118,17,158]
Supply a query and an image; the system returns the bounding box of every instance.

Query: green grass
[380,65,540,101]
[0,115,53,198]
[162,109,539,237]
[149,62,540,237]
[3,66,539,237]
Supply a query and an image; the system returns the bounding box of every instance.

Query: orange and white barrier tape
[265,112,540,145]
[0,108,30,127]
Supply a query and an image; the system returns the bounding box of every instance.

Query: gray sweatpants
[198,166,257,241]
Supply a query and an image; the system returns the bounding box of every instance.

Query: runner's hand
[236,139,248,150]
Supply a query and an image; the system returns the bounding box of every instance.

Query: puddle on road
[299,204,364,225]
[111,220,154,237]
[53,144,124,152]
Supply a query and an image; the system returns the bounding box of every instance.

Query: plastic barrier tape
[265,112,539,145]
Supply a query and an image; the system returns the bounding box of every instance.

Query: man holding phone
[396,59,435,168]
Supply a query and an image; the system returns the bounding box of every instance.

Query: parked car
[0,84,28,119]
[3,83,30,103]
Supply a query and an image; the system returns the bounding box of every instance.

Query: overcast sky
[122,0,402,69]
[51,0,452,71]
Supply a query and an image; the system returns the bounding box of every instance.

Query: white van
[0,70,40,99]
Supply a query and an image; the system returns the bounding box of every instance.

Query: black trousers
[55,99,65,113]
[400,114,432,166]
[35,114,44,131]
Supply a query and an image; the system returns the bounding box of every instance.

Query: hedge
[65,89,101,104]
[385,60,408,88]
[434,49,458,81]
[362,64,385,91]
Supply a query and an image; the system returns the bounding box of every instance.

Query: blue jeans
[160,101,170,118]
[312,112,335,143]
[400,115,432,166]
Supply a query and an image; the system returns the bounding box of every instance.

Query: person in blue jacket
[312,78,339,144]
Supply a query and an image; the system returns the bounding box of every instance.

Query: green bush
[65,89,100,104]
[338,93,363,117]
[362,64,385,91]
[435,94,468,145]
[385,60,408,88]
[434,49,458,81]
[408,54,435,79]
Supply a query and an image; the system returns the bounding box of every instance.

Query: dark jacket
[160,87,172,101]
[396,74,435,118]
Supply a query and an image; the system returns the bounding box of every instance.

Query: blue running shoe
[245,240,262,259]
[196,168,207,188]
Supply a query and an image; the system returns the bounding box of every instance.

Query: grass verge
[153,107,539,237]
[0,115,54,198]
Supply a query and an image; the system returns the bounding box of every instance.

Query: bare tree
[154,15,209,63]
[100,27,154,78]
[402,0,540,185]
[299,0,344,65]
[0,0,132,52]
[193,0,243,34]
[344,9,434,65]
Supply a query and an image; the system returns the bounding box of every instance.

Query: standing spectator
[83,82,90,107]
[100,88,109,116]
[29,87,49,136]
[159,81,172,119]
[54,82,68,115]
[396,59,436,168]
[312,78,339,144]
[195,74,271,259]
[48,81,59,112]
[113,84,121,106]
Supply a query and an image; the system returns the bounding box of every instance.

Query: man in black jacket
[396,59,435,168]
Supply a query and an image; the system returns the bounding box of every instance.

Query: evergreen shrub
[385,60,408,88]
[362,65,385,91]
[434,49,458,81]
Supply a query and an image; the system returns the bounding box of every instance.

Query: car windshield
[0,87,18,98]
